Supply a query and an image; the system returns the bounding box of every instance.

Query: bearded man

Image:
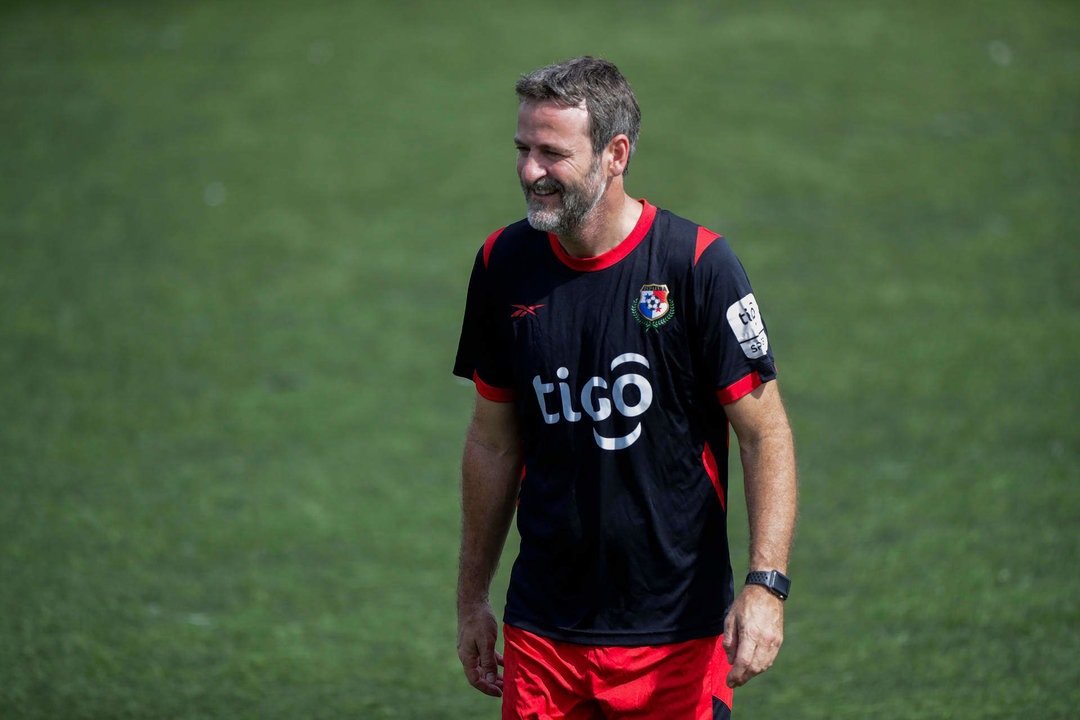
[453,56,798,720]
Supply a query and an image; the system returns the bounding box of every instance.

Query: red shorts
[502,625,733,720]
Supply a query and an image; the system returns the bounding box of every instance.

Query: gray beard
[524,163,606,237]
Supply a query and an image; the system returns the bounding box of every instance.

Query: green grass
[1,0,1077,717]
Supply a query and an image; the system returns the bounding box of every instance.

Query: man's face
[515,99,607,236]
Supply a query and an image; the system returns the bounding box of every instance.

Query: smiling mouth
[528,184,562,200]
[525,178,562,197]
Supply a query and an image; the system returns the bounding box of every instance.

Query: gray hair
[515,56,641,176]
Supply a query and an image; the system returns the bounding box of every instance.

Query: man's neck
[556,190,643,259]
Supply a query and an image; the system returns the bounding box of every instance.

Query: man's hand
[723,584,785,688]
[457,601,504,697]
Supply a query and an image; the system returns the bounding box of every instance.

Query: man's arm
[722,380,798,688]
[457,394,524,698]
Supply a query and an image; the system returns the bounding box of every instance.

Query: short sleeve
[452,243,516,401]
[690,236,778,404]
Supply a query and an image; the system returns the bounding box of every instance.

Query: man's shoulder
[477,218,545,270]
[650,206,733,269]
[653,206,702,236]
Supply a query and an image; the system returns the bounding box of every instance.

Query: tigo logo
[532,353,653,450]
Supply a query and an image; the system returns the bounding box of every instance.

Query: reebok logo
[511,304,545,318]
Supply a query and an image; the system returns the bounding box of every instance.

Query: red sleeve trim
[473,371,515,402]
[547,200,657,272]
[694,226,721,266]
[716,371,763,405]
[482,227,505,269]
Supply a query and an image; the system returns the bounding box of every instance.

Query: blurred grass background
[1,0,1077,717]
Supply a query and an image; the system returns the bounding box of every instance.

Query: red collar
[547,200,657,272]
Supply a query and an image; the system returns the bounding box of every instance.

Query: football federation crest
[632,283,674,330]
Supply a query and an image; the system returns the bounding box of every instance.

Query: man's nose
[519,153,546,185]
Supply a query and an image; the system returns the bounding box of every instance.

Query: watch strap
[745,570,790,601]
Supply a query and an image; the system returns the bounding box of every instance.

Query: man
[453,57,797,719]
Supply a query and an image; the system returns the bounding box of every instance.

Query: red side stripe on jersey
[473,371,515,402]
[517,464,526,506]
[483,227,505,269]
[694,227,721,265]
[716,371,763,405]
[702,442,725,511]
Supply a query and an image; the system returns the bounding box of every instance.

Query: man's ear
[606,134,631,177]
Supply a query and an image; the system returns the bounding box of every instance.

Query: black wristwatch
[745,570,791,601]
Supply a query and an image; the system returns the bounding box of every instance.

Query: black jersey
[453,200,777,646]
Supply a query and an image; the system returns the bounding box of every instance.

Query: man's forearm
[739,421,797,572]
[458,434,523,607]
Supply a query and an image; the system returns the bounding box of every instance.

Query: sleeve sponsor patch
[725,293,769,359]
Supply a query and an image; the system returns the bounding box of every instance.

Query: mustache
[523,178,563,194]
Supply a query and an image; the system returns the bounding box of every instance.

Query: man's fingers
[464,653,503,696]
[722,615,737,664]
[726,630,758,688]
[458,642,479,680]
[459,642,483,685]
[474,639,503,696]
[496,650,505,667]
[479,641,499,684]
[726,628,782,688]
[458,635,503,697]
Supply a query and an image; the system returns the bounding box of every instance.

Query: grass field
[1,1,1078,717]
